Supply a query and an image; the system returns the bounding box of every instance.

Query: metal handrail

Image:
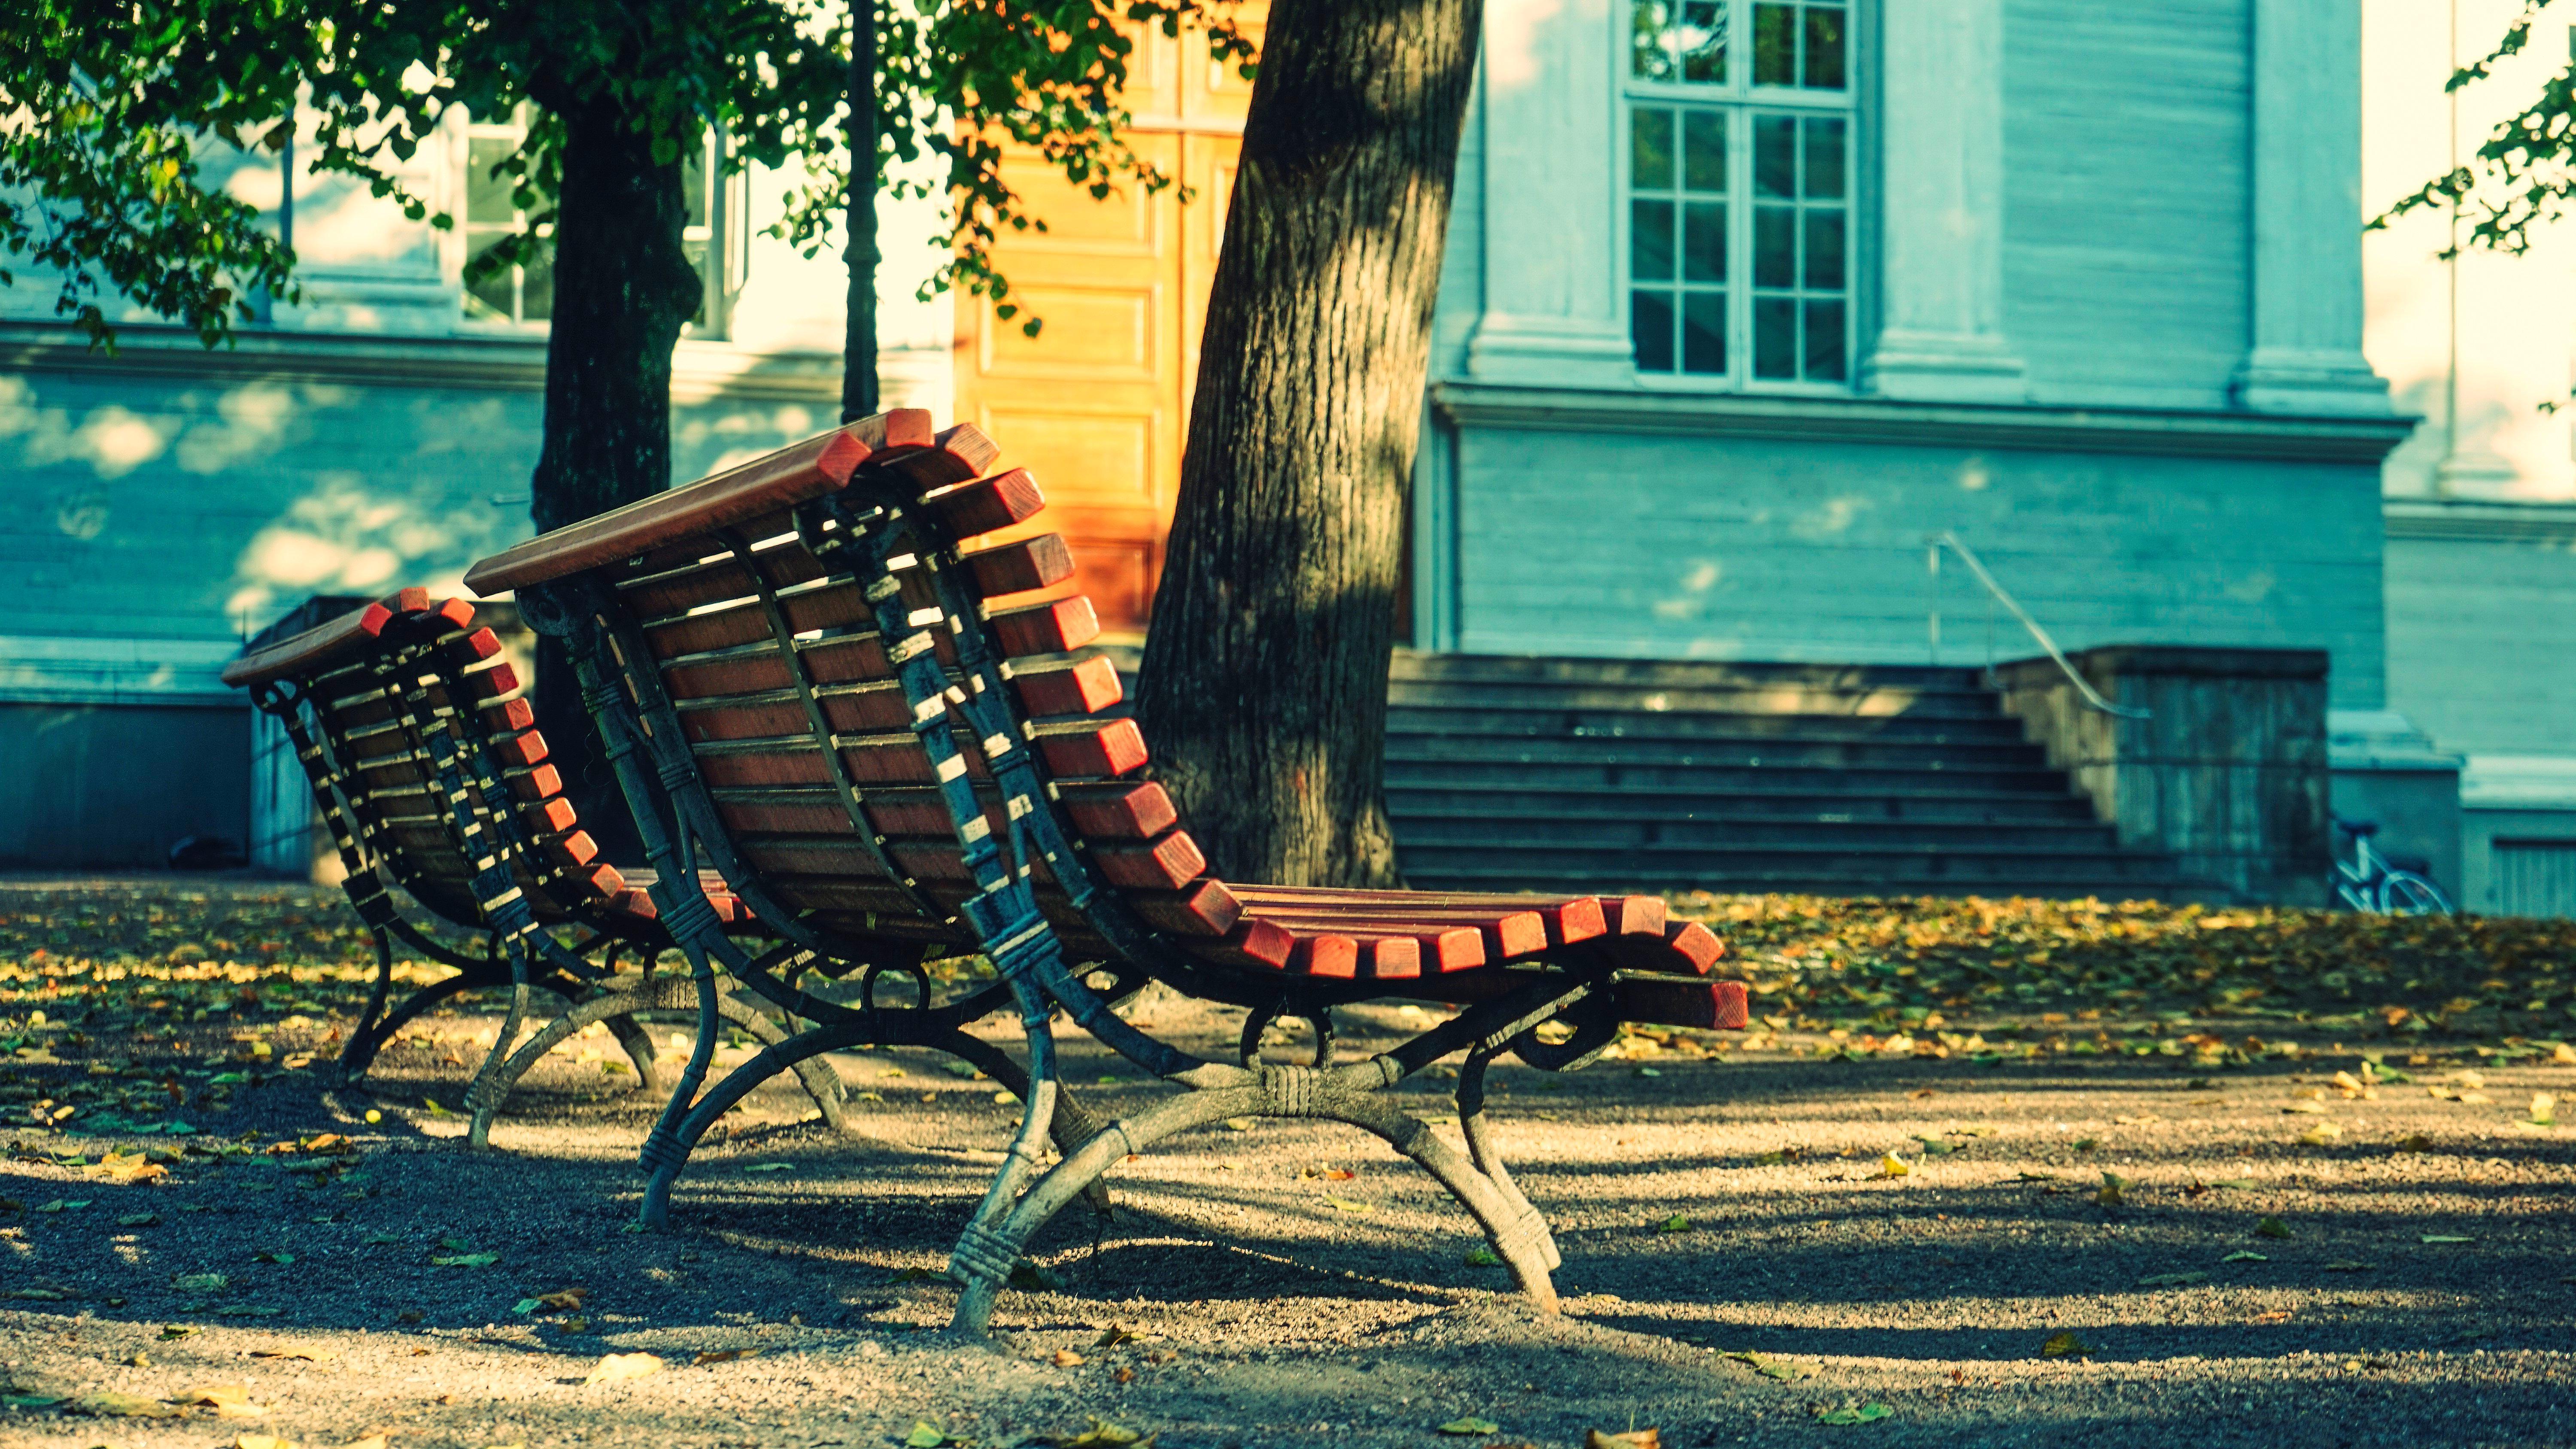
[1926,530,2150,720]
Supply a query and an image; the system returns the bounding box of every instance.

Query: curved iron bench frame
[475,410,1747,1333]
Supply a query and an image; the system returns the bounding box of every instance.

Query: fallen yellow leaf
[176,1382,267,1418]
[580,1352,662,1386]
[1871,1153,1910,1179]
[1588,1430,1662,1449]
[1052,1348,1086,1367]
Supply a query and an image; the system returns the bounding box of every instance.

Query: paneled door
[951,13,1259,638]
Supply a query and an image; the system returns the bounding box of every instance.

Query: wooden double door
[951,14,1261,637]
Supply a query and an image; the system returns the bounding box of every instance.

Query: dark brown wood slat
[711,791,849,838]
[1179,917,1296,971]
[920,468,1044,537]
[868,422,999,496]
[1088,829,1206,891]
[959,534,1075,597]
[1054,781,1176,840]
[661,645,798,700]
[1236,899,1549,961]
[222,589,419,688]
[738,836,975,884]
[461,659,522,700]
[464,414,933,594]
[642,585,875,661]
[620,544,832,622]
[679,697,807,744]
[1604,896,1668,937]
[1289,934,1358,978]
[1233,912,1489,972]
[693,744,833,790]
[1007,655,1122,717]
[1125,879,1242,937]
[990,596,1099,656]
[1029,717,1147,777]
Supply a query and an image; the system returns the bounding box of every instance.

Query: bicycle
[2331,817,2453,915]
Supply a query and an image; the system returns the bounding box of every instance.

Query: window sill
[1428,380,2422,464]
[0,320,848,404]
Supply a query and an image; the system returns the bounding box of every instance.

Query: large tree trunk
[527,94,704,863]
[1132,0,1480,887]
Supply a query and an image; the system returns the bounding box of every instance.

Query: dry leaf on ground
[1588,1429,1662,1449]
[249,1346,334,1362]
[175,1382,266,1417]
[1437,1418,1502,1436]
[2039,1331,2095,1359]
[69,1389,180,1418]
[580,1352,662,1386]
[692,1348,758,1366]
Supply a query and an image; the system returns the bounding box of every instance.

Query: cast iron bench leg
[947,1055,1563,1333]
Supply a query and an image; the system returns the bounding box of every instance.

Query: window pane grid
[1624,0,1850,389]
[1629,106,1727,376]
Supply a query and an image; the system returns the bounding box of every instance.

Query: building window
[459,112,735,336]
[1626,0,1851,387]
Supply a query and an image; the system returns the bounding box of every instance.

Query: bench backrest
[462,411,1258,969]
[223,589,638,933]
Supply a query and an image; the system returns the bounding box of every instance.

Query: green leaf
[2039,1331,2095,1358]
[2419,1234,2476,1244]
[513,1297,543,1315]
[431,1252,499,1267]
[2134,1271,2209,1288]
[1721,1349,1805,1381]
[1437,1418,1501,1436]
[905,1420,955,1447]
[741,1162,794,1173]
[1323,1196,1371,1213]
[1814,1403,1893,1425]
[2255,1216,2293,1239]
[2221,1251,2269,1263]
[1462,1247,1502,1267]
[1657,1213,1692,1233]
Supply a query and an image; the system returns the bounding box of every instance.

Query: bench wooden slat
[921,468,1045,537]
[960,534,1075,597]
[463,413,933,595]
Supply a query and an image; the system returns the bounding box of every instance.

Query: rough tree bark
[1132,0,1481,886]
[526,93,705,861]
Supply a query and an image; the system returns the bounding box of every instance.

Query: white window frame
[448,110,744,339]
[1618,0,1861,394]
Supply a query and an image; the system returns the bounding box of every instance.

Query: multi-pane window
[1626,0,1852,387]
[459,113,734,335]
[462,109,552,324]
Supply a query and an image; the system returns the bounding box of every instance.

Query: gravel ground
[3,885,2574,1448]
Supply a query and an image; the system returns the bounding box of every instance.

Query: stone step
[1387,810,2122,852]
[1384,704,2033,744]
[1384,781,2103,823]
[1391,650,1985,693]
[1384,732,2051,771]
[1384,756,2077,795]
[1394,840,2189,888]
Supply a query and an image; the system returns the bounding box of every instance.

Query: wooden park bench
[462,409,1747,1332]
[225,590,854,1144]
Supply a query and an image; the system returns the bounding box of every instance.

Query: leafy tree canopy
[2376,0,2576,254]
[0,0,1251,347]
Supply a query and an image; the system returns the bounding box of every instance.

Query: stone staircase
[1384,652,2211,900]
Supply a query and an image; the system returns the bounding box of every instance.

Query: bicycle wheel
[2374,871,2453,916]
